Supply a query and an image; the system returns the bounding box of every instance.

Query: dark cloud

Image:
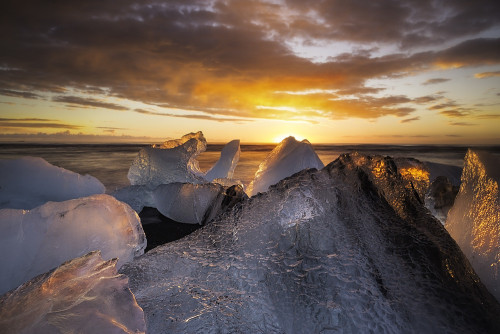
[400,116,420,123]
[52,96,128,111]
[422,78,450,86]
[0,1,499,122]
[0,89,41,99]
[284,0,500,47]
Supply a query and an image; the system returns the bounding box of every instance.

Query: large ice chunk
[121,153,500,333]
[205,140,241,181]
[128,131,207,187]
[153,183,247,224]
[247,136,324,196]
[0,194,146,295]
[0,251,146,334]
[0,157,105,210]
[446,149,500,301]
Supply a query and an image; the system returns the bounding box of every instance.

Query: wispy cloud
[0,118,82,130]
[134,109,251,122]
[474,71,500,79]
[400,116,420,123]
[0,89,41,99]
[52,96,128,111]
[449,121,476,126]
[422,78,450,85]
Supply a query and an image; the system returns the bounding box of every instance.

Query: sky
[1,0,499,144]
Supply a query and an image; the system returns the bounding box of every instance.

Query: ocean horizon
[2,142,499,193]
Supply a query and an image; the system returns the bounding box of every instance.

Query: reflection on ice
[446,149,500,301]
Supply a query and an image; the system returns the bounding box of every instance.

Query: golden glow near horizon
[0,1,499,144]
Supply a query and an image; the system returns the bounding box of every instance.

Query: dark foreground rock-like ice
[121,153,500,333]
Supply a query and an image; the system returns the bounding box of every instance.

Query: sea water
[1,143,499,192]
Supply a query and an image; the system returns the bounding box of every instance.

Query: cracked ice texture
[0,251,146,334]
[0,194,146,295]
[205,140,241,182]
[121,153,500,334]
[0,157,105,210]
[128,131,207,187]
[446,149,500,301]
[247,136,324,196]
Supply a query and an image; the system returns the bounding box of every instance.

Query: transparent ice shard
[0,194,146,295]
[446,149,500,301]
[127,131,207,187]
[205,139,241,182]
[247,136,324,196]
[0,251,146,334]
[121,153,500,333]
[0,157,105,210]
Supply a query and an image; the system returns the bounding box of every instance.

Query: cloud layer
[1,0,499,123]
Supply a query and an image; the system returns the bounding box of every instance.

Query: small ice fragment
[247,136,324,196]
[205,139,241,181]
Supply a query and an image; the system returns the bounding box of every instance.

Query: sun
[272,133,305,143]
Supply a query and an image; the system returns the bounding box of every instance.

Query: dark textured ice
[121,153,500,334]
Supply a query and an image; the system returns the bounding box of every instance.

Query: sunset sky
[1,0,499,144]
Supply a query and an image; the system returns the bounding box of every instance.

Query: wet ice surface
[247,136,324,196]
[0,251,146,334]
[446,149,500,301]
[121,153,500,334]
[0,157,105,210]
[0,194,146,295]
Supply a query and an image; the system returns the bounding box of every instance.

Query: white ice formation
[247,136,324,196]
[0,157,105,210]
[0,251,146,334]
[121,153,500,333]
[153,182,247,225]
[205,139,241,182]
[128,131,207,187]
[0,194,146,295]
[446,149,500,301]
